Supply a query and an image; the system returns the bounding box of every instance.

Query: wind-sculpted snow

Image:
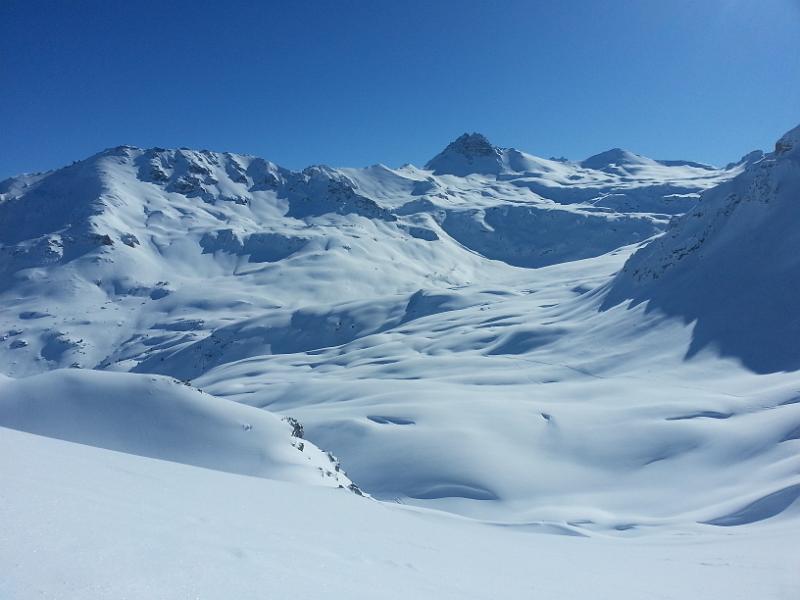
[186,250,800,528]
[130,289,495,380]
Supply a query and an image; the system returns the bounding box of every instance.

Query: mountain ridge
[604,123,800,373]
[0,133,758,380]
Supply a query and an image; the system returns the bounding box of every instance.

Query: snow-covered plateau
[1,128,798,598]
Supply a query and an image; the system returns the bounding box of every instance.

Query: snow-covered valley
[1,128,798,598]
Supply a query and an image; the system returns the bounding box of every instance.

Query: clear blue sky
[2,0,799,178]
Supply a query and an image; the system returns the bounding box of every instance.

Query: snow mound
[0,369,355,488]
[580,148,656,171]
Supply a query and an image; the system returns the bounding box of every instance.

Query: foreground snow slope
[0,369,354,489]
[2,426,798,600]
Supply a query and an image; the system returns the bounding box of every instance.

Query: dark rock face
[424,133,505,176]
[282,416,304,439]
[443,133,497,158]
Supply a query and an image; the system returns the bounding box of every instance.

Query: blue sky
[1,0,799,178]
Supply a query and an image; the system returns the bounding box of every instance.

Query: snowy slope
[1,127,799,598]
[426,132,738,213]
[2,425,798,600]
[188,248,800,527]
[0,136,740,377]
[606,124,800,373]
[0,369,355,489]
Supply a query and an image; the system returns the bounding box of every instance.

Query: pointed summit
[444,132,497,158]
[425,132,504,176]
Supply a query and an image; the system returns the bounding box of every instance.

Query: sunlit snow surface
[1,131,798,598]
[2,426,798,600]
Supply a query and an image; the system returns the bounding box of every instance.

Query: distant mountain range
[0,132,750,376]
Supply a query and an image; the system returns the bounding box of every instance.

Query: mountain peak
[446,132,497,156]
[580,148,648,170]
[425,132,504,176]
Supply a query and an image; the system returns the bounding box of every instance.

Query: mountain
[424,132,556,175]
[0,139,742,377]
[580,147,657,170]
[426,132,738,212]
[580,147,718,172]
[605,124,800,372]
[2,128,800,598]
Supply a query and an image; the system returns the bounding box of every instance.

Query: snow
[606,123,800,372]
[188,248,800,526]
[0,136,743,378]
[1,126,799,598]
[2,426,798,600]
[0,369,354,488]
